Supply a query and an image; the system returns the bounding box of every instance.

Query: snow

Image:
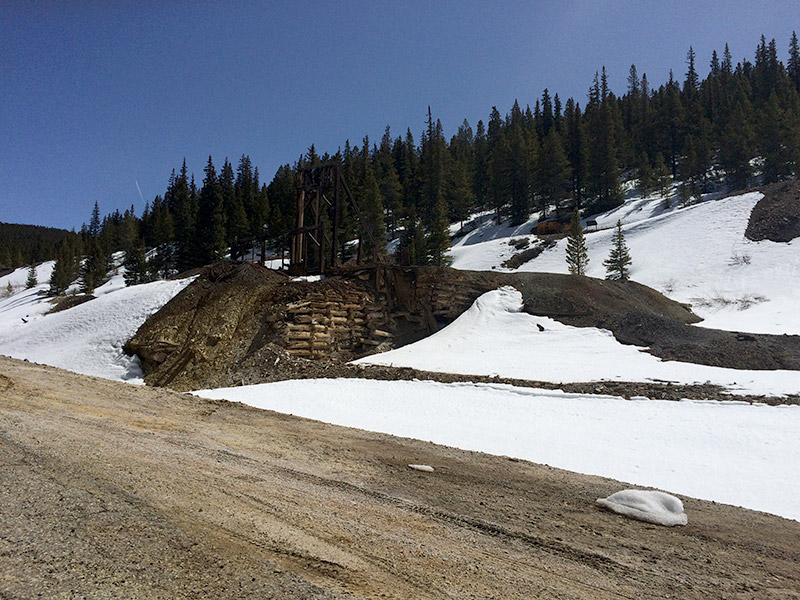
[354,287,800,397]
[0,262,59,328]
[596,490,688,526]
[451,192,800,336]
[195,378,800,521]
[0,276,193,382]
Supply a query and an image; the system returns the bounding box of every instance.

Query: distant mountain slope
[0,222,79,269]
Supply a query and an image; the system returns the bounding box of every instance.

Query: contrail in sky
[135,180,146,204]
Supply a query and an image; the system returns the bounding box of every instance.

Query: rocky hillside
[125,261,800,391]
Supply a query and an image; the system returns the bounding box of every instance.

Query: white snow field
[0,273,193,382]
[196,378,800,521]
[354,287,800,397]
[451,191,800,336]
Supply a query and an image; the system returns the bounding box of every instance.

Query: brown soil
[501,239,556,269]
[46,293,95,314]
[125,262,800,392]
[746,180,800,242]
[2,355,799,599]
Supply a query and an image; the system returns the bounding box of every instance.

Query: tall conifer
[565,211,589,276]
[604,220,632,281]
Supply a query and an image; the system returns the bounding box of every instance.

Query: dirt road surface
[1,356,798,599]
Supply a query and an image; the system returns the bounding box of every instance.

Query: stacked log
[284,287,392,357]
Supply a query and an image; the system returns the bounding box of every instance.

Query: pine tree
[637,151,654,197]
[506,100,533,224]
[355,136,386,259]
[586,69,622,211]
[758,92,793,183]
[486,106,508,219]
[657,72,684,178]
[25,264,37,289]
[419,108,451,264]
[221,158,249,260]
[88,201,101,238]
[171,160,197,272]
[537,127,571,214]
[604,220,632,281]
[565,210,589,276]
[79,202,108,294]
[446,158,473,227]
[719,95,754,190]
[653,152,672,204]
[472,120,488,209]
[196,156,227,265]
[376,126,404,235]
[123,240,149,286]
[564,99,587,209]
[49,238,79,295]
[80,237,108,294]
[684,46,699,99]
[789,31,800,92]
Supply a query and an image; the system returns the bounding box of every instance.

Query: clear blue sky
[2,1,798,230]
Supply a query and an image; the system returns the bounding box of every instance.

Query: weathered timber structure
[289,162,377,275]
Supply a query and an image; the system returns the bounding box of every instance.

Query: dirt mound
[125,262,800,391]
[125,261,402,391]
[746,179,800,242]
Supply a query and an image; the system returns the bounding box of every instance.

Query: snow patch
[597,489,688,526]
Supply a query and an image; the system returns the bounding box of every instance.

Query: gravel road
[1,356,798,599]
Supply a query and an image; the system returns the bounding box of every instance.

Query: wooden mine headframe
[289,162,376,275]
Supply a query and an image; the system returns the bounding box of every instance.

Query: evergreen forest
[5,33,800,290]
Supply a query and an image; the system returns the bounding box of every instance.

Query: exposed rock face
[125,261,800,391]
[746,180,800,242]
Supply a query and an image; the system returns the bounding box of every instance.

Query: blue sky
[2,1,798,230]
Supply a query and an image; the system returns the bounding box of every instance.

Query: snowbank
[451,192,800,336]
[597,490,688,526]
[354,287,800,397]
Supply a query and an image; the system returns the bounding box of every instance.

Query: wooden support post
[332,169,340,268]
[293,189,306,267]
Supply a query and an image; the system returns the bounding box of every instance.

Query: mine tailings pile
[124,260,800,391]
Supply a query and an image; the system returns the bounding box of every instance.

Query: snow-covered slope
[354,287,800,396]
[0,262,58,328]
[451,191,800,336]
[0,274,193,382]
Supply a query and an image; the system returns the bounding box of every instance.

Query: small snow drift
[596,489,688,526]
[408,464,435,473]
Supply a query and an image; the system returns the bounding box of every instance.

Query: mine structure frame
[289,162,376,275]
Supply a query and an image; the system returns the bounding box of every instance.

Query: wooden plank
[286,349,313,357]
[287,331,332,341]
[287,323,327,331]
